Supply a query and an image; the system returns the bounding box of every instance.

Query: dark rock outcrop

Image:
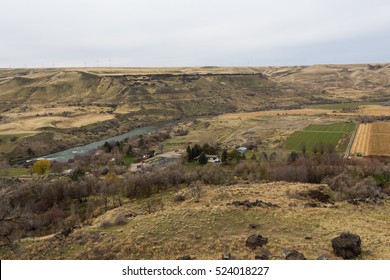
[222,252,236,260]
[282,249,306,260]
[177,255,191,260]
[246,234,268,249]
[230,200,280,209]
[332,232,362,259]
[255,248,271,260]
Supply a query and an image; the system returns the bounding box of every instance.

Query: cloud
[1,0,389,67]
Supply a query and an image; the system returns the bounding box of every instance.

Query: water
[26,119,185,163]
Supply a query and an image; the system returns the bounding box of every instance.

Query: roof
[237,147,248,153]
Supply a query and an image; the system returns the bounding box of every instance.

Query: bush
[346,177,379,199]
[32,160,51,175]
[189,181,203,203]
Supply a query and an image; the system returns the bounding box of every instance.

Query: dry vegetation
[1,64,390,260]
[1,64,389,160]
[351,122,390,156]
[3,182,389,260]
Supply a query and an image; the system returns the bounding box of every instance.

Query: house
[206,154,221,163]
[237,147,248,153]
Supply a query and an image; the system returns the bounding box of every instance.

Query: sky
[1,0,390,67]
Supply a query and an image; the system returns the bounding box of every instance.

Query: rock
[246,234,268,250]
[282,249,306,260]
[332,232,361,259]
[177,256,191,260]
[255,248,271,260]
[304,202,320,208]
[307,189,333,204]
[249,223,261,229]
[222,252,235,260]
[316,255,329,260]
[230,200,280,209]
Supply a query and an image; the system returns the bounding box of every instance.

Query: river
[26,119,186,163]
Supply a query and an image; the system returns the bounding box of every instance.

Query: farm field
[351,122,390,156]
[284,123,357,153]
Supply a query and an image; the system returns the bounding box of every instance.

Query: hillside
[0,64,389,160]
[4,182,389,260]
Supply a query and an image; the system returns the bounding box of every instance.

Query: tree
[300,142,307,156]
[198,152,208,165]
[288,151,299,163]
[312,144,319,155]
[319,142,325,155]
[27,147,35,157]
[138,135,145,147]
[32,160,51,175]
[186,145,193,162]
[221,149,228,164]
[260,152,268,162]
[327,144,335,154]
[0,189,25,255]
[269,152,277,162]
[103,141,112,153]
[126,145,133,156]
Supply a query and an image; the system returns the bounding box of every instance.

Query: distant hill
[0,64,389,160]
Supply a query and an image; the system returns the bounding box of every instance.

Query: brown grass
[9,182,390,260]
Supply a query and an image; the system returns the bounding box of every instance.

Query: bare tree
[0,189,26,255]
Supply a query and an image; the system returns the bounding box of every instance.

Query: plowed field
[351,122,390,156]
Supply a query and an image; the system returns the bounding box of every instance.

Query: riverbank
[10,118,189,164]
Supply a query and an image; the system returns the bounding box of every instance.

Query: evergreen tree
[186,145,193,162]
[198,152,208,165]
[103,141,112,153]
[221,149,228,163]
[127,145,133,156]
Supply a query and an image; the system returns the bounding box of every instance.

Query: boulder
[255,248,271,260]
[177,255,191,260]
[316,255,329,260]
[246,234,268,250]
[282,249,306,260]
[221,252,236,260]
[249,223,261,229]
[332,232,361,259]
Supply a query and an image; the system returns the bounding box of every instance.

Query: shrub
[32,160,51,175]
[189,181,203,203]
[346,177,379,199]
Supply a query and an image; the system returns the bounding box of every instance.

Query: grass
[0,168,29,177]
[285,123,357,152]
[9,182,390,260]
[122,155,136,165]
[308,101,380,110]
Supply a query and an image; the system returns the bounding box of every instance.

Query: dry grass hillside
[0,64,389,160]
[6,182,390,260]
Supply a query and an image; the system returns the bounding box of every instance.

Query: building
[206,154,221,163]
[237,147,248,153]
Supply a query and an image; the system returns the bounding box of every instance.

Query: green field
[285,123,357,153]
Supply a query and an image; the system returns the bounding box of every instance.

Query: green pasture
[285,122,357,153]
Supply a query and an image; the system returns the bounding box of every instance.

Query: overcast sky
[1,0,390,67]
